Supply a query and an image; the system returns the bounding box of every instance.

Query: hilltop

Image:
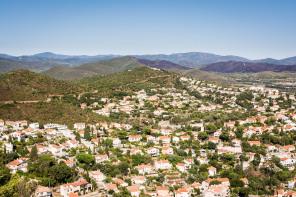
[42,56,190,80]
[41,66,98,80]
[0,69,82,101]
[75,66,180,97]
[42,56,145,80]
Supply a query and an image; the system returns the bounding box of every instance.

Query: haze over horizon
[0,0,295,59]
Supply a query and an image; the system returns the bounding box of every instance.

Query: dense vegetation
[42,56,145,80]
[0,101,109,127]
[75,66,180,97]
[0,70,82,101]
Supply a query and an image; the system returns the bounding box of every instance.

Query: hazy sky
[0,0,295,59]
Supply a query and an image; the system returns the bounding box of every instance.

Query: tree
[76,153,95,166]
[84,126,91,141]
[30,145,38,161]
[208,141,217,150]
[198,132,208,140]
[210,180,221,185]
[49,162,75,184]
[75,132,81,142]
[16,178,37,197]
[0,165,11,186]
[220,131,230,141]
[230,178,244,187]
[118,161,129,175]
[117,130,128,140]
[104,139,113,148]
[131,154,145,166]
[239,187,250,197]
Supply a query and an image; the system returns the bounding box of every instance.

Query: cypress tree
[30,145,38,161]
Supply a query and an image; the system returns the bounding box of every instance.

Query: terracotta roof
[6,160,21,166]
[209,137,219,141]
[71,180,88,187]
[65,160,75,164]
[67,193,79,197]
[207,166,216,171]
[51,145,61,149]
[128,185,139,192]
[36,186,51,193]
[106,184,117,190]
[175,188,188,194]
[75,123,85,125]
[156,186,169,190]
[90,171,103,175]
[247,141,260,144]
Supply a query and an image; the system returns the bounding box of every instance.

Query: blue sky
[0,0,295,59]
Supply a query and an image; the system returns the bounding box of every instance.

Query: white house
[129,135,142,142]
[35,186,52,197]
[207,166,216,176]
[146,147,160,157]
[95,155,109,163]
[89,171,106,182]
[157,136,171,144]
[132,176,146,185]
[176,163,186,172]
[110,138,121,147]
[49,145,63,157]
[4,142,13,153]
[155,160,172,170]
[135,164,152,175]
[6,158,29,173]
[60,180,92,197]
[162,146,174,155]
[175,188,189,197]
[146,135,156,143]
[65,160,75,167]
[128,185,140,197]
[74,123,85,130]
[67,140,79,149]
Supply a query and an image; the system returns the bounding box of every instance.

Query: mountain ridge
[42,56,191,80]
[1,52,296,69]
[200,61,296,73]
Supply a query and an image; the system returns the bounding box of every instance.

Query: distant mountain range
[42,56,190,80]
[200,61,296,73]
[1,52,296,78]
[1,51,296,69]
[0,57,70,73]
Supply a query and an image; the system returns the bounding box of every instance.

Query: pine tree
[30,145,38,161]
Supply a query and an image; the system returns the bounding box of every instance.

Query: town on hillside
[2,77,296,197]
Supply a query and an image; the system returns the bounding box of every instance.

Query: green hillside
[0,101,109,127]
[0,69,82,101]
[75,66,179,97]
[98,56,145,71]
[42,66,97,80]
